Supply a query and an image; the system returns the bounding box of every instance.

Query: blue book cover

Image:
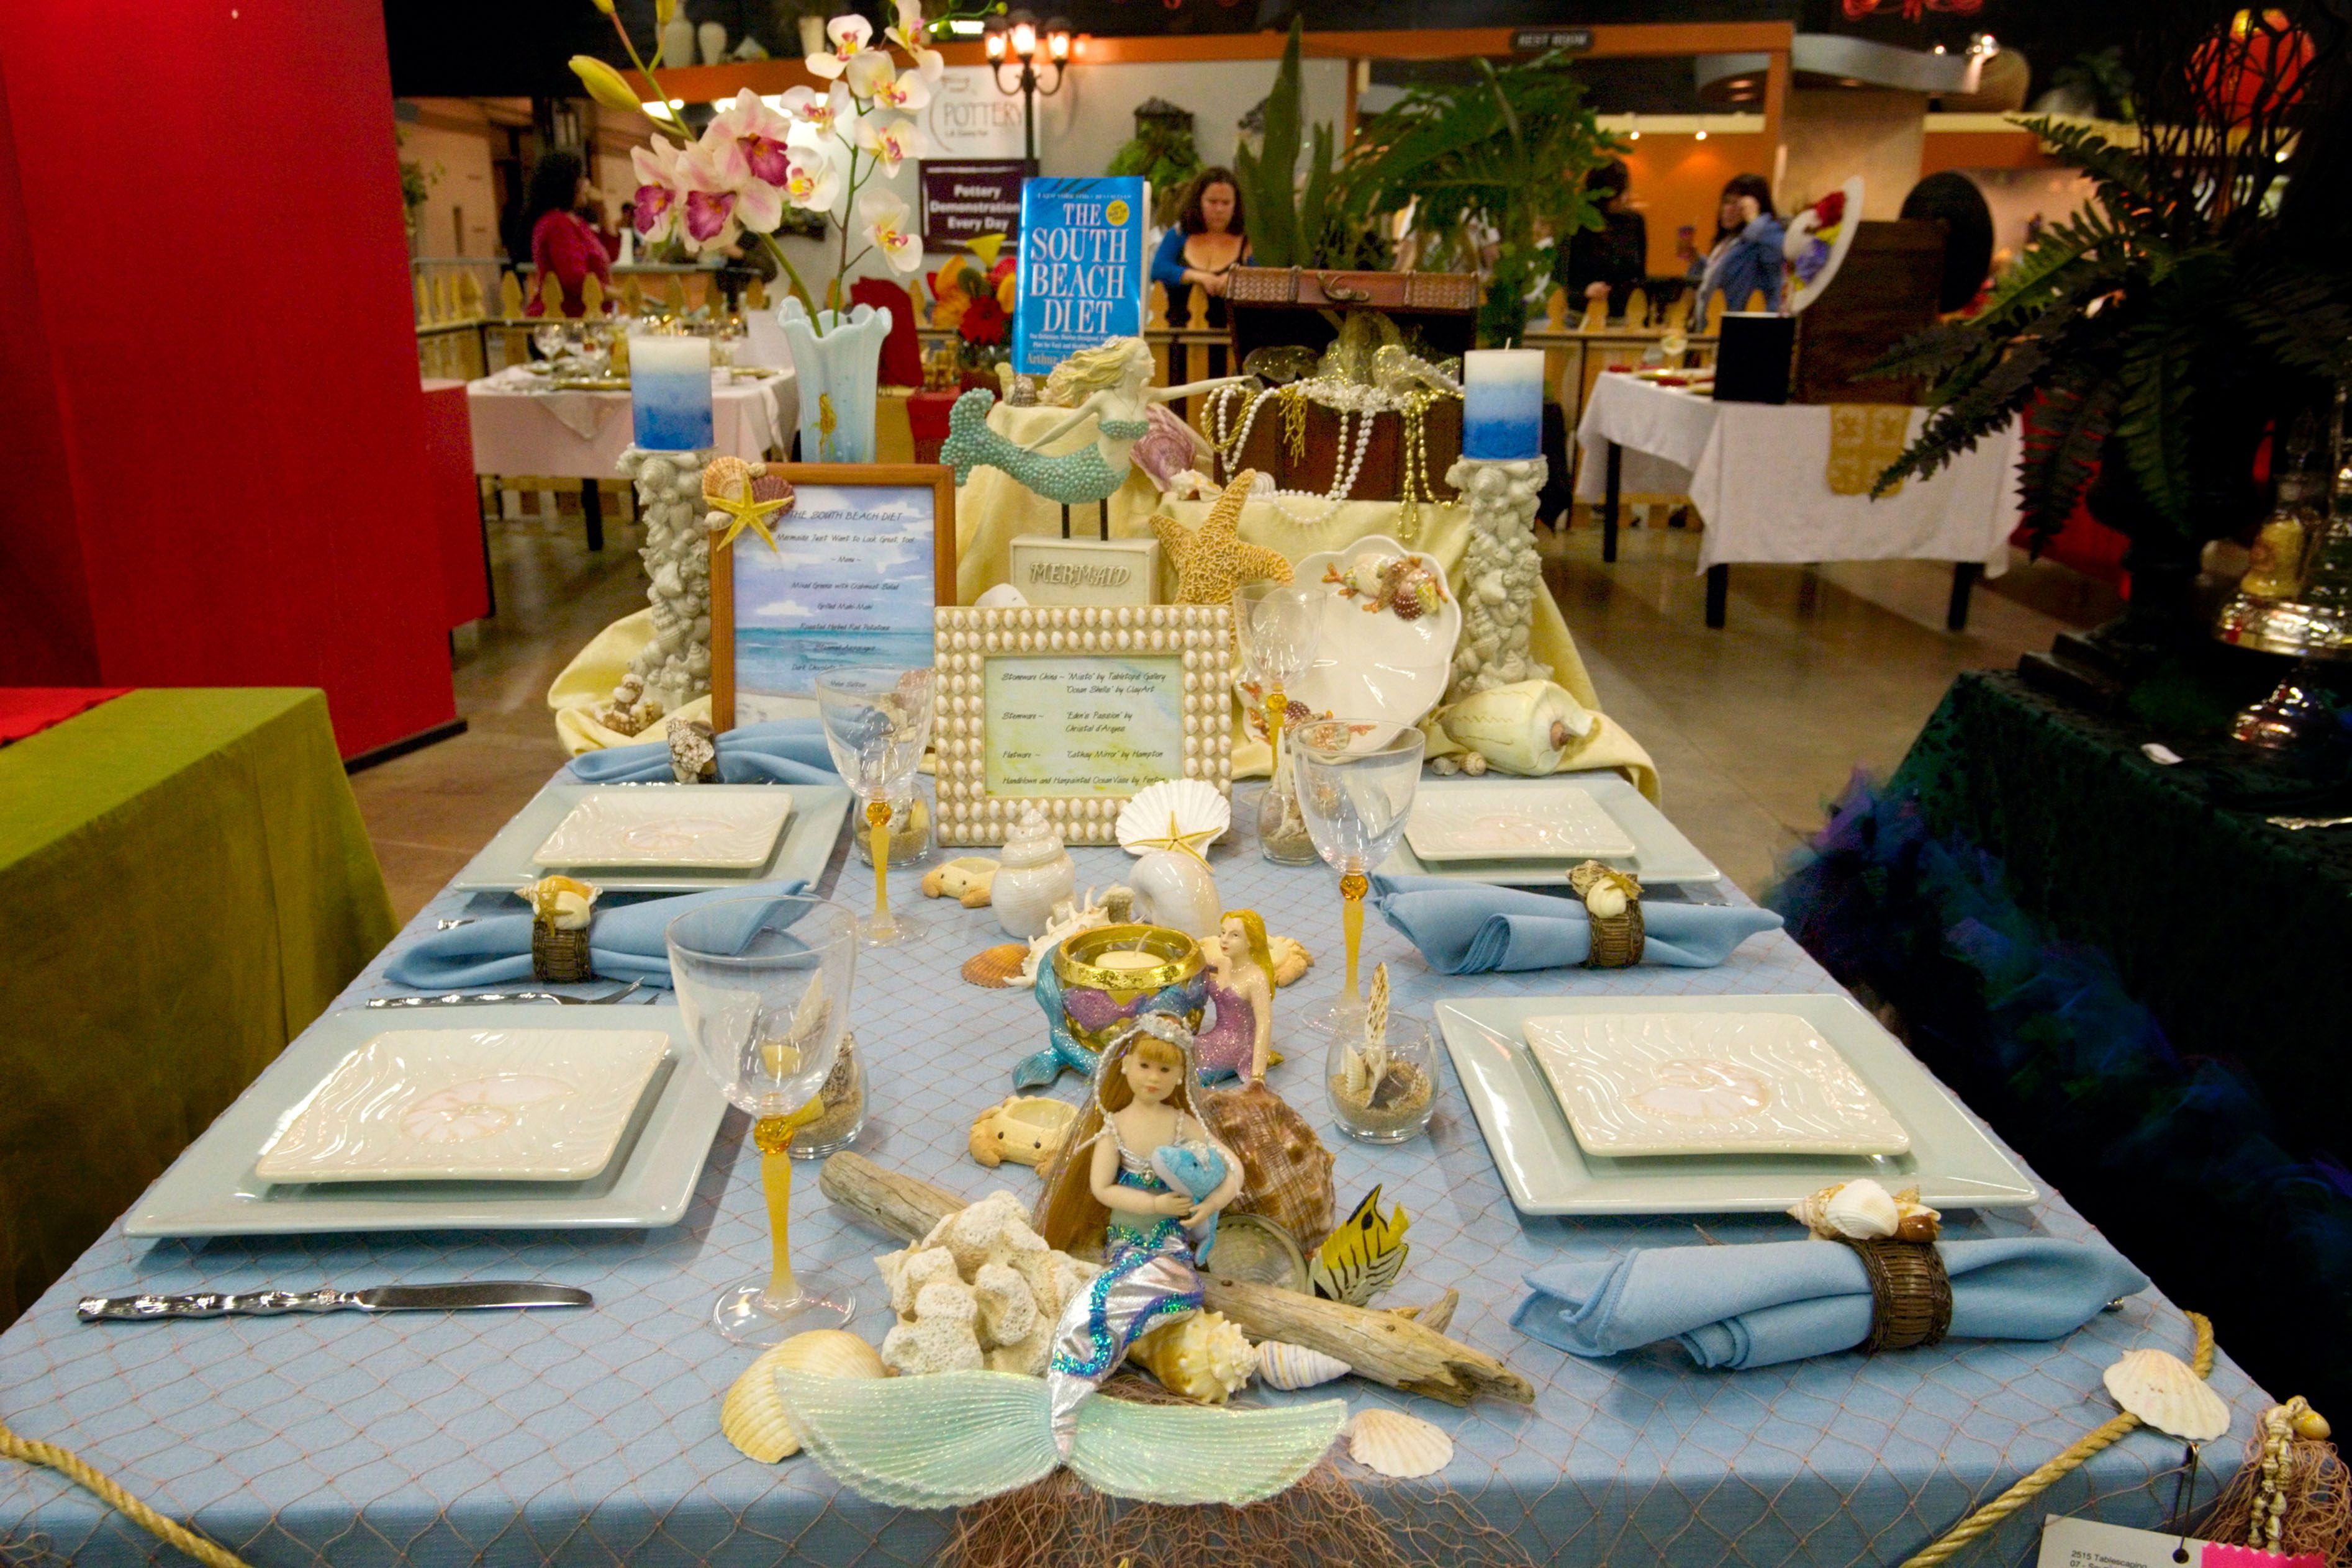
[1012,176,1148,374]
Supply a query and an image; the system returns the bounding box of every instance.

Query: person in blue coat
[1691,173,1784,328]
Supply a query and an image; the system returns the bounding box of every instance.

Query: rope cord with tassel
[1898,1312,2216,1568]
[0,1418,253,1568]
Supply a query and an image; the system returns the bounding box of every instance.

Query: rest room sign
[1013,176,1147,374]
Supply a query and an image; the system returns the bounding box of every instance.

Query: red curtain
[0,0,456,757]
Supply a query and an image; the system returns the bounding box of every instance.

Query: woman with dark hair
[1560,158,1649,320]
[522,150,612,318]
[1150,167,1249,329]
[1691,172,1783,328]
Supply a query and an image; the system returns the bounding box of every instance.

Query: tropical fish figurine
[1307,1186,1411,1307]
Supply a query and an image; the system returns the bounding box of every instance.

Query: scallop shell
[1256,1340,1352,1390]
[1269,935,1312,988]
[1345,1408,1452,1479]
[2104,1348,2231,1442]
[961,943,1031,988]
[1116,778,1231,857]
[1129,1310,1254,1404]
[720,1330,887,1461]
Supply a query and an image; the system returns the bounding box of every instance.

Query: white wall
[1781,88,1928,219]
[399,106,500,258]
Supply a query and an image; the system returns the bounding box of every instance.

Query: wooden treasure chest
[1792,219,1947,405]
[1212,267,1479,503]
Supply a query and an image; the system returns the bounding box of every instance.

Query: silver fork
[365,980,645,1008]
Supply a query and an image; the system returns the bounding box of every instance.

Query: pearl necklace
[1206,383,1378,525]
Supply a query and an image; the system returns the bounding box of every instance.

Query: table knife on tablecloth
[76,1282,592,1322]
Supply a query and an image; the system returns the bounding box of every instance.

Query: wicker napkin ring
[531,919,594,985]
[1839,1238,1952,1353]
[1586,903,1645,969]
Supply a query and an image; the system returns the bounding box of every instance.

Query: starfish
[1151,471,1293,606]
[703,458,794,552]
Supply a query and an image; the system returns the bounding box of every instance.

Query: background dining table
[0,773,2264,1567]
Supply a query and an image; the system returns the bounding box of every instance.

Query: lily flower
[859,189,924,274]
[855,116,922,176]
[887,0,945,81]
[676,137,782,252]
[710,89,797,188]
[630,141,685,243]
[867,64,931,114]
[805,14,872,80]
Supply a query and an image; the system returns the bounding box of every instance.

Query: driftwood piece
[819,1152,1532,1409]
[1390,1289,1460,1337]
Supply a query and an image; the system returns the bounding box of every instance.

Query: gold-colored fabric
[1825,405,1911,497]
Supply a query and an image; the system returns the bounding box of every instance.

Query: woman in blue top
[1692,173,1784,328]
[1151,168,1248,390]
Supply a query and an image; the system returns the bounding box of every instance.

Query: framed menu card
[712,465,956,728]
[933,604,1233,845]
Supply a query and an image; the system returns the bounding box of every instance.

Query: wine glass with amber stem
[816,667,935,947]
[1291,718,1425,1035]
[1233,580,1323,865]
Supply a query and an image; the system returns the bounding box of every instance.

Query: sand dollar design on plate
[620,817,743,855]
[400,1074,575,1143]
[1626,1060,1774,1124]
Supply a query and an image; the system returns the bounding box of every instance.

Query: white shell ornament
[1822,1179,1901,1241]
[1129,1310,1255,1404]
[1116,778,1231,857]
[720,1330,887,1461]
[1256,1340,1352,1390]
[1345,1407,1454,1479]
[2104,1348,2231,1442]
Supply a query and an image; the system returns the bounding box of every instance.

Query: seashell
[1345,1408,1453,1479]
[2104,1348,2232,1442]
[962,943,1031,988]
[1891,1186,1942,1243]
[1129,1310,1255,1404]
[1256,1340,1351,1390]
[720,1330,887,1462]
[975,582,1028,609]
[1116,778,1231,858]
[1822,1179,1901,1240]
[1269,935,1312,987]
[1201,1079,1337,1250]
[967,1095,1079,1169]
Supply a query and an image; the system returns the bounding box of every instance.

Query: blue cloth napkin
[382,881,810,990]
[1370,873,1781,974]
[1514,1238,2148,1369]
[566,719,839,786]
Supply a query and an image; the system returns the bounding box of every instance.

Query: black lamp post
[983,11,1073,166]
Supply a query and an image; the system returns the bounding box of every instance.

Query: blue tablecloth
[0,780,2266,1566]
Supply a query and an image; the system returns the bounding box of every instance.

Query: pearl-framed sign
[933,604,1233,846]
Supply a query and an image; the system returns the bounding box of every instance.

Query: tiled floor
[352,508,2120,921]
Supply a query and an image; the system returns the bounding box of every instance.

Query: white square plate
[1435,992,2038,1215]
[256,1027,671,1183]
[451,783,851,892]
[1523,1011,1911,1157]
[127,1005,727,1237]
[1382,772,1721,886]
[533,789,793,870]
[1405,783,1635,862]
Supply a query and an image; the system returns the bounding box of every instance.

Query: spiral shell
[2103,1348,2231,1442]
[1129,1310,1254,1404]
[1255,1340,1351,1390]
[1345,1408,1453,1479]
[720,1330,887,1462]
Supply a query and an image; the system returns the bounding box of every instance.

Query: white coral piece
[972,1261,1038,1348]
[875,1194,1100,1379]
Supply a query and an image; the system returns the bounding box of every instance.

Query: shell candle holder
[1051,924,1208,1058]
[1568,861,1644,969]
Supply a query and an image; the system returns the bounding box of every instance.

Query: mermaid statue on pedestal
[1193,909,1276,1086]
[940,337,1247,508]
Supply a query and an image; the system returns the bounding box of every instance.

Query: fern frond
[2012,370,2117,551]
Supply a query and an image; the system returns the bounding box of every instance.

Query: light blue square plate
[126,1005,726,1237]
[450,782,853,893]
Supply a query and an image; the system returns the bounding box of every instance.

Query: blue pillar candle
[1462,348,1545,461]
[630,334,715,451]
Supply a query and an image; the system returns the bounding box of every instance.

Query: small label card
[2038,1516,2209,1568]
[984,654,1185,796]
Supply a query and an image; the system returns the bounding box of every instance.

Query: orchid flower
[866,64,931,114]
[629,141,685,243]
[676,137,782,252]
[887,0,945,81]
[859,189,924,274]
[855,117,922,177]
[805,14,872,81]
[777,83,851,140]
[781,141,846,214]
[710,89,796,189]
[843,49,897,99]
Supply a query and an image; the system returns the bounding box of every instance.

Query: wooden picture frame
[711,464,957,729]
[933,604,1233,846]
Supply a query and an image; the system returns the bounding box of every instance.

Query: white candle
[630,333,714,451]
[1462,348,1545,461]
[1093,950,1163,973]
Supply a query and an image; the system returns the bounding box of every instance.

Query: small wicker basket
[531,918,594,983]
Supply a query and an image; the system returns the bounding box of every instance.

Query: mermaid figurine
[1031,1014,1241,1454]
[1193,909,1276,1086]
[941,337,1247,506]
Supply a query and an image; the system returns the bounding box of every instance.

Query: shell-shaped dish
[1116,779,1232,857]
[2104,1348,2231,1442]
[1131,1310,1254,1404]
[1256,1340,1351,1390]
[721,1330,888,1462]
[1345,1407,1453,1479]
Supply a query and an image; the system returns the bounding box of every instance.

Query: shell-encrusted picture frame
[934,605,1233,847]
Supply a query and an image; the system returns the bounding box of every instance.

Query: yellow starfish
[1151,471,1293,606]
[703,458,793,553]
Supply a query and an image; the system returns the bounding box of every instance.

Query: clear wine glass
[1291,718,1426,1035]
[1233,581,1323,865]
[815,667,936,946]
[666,893,859,1345]
[531,321,569,363]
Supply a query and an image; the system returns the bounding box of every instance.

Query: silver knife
[76,1281,592,1322]
[365,980,643,1008]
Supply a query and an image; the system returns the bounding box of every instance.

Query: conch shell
[720,1330,887,1461]
[522,874,599,930]
[1788,1179,1941,1243]
[1344,1407,1452,1479]
[2104,1348,2231,1442]
[1255,1340,1351,1390]
[1129,1310,1254,1404]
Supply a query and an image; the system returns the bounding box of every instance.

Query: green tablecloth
[0,690,393,1326]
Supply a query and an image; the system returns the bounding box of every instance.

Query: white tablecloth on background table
[1574,373,2021,574]
[466,366,798,480]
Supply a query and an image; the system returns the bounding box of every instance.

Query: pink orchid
[710,89,795,188]
[854,116,922,176]
[859,189,924,274]
[629,141,685,243]
[866,64,931,114]
[805,14,872,81]
[676,137,782,252]
[887,0,945,81]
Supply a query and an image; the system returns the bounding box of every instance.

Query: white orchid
[854,116,922,176]
[777,83,851,138]
[858,189,924,274]
[866,64,931,114]
[887,0,945,81]
[781,141,846,214]
[805,14,872,79]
